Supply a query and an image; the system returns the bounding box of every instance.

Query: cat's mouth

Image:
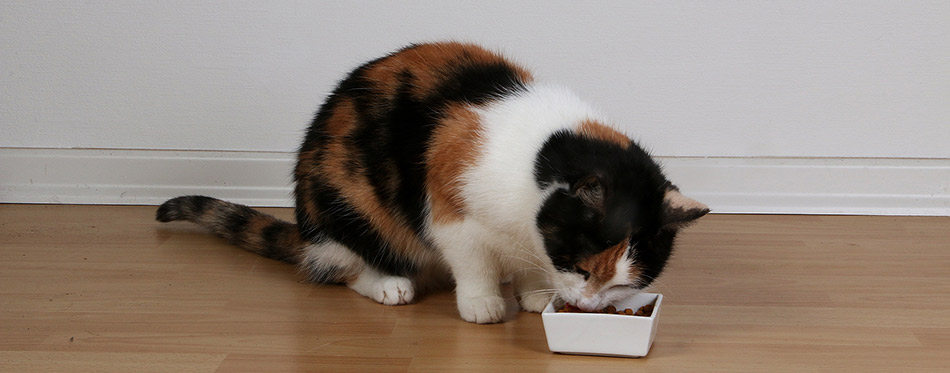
[563,284,640,312]
[575,296,606,312]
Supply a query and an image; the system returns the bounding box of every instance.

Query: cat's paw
[349,274,414,305]
[518,292,553,313]
[376,276,414,305]
[457,294,507,324]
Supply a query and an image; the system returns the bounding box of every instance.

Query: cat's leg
[298,240,414,305]
[509,237,556,313]
[430,220,507,324]
[513,269,553,313]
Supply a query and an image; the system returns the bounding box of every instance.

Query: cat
[156,41,709,324]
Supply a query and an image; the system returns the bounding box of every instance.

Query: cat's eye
[608,284,636,291]
[575,267,591,280]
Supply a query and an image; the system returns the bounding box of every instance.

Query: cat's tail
[156,195,305,263]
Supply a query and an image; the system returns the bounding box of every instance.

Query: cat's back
[293,42,537,259]
[299,41,533,157]
[351,42,533,104]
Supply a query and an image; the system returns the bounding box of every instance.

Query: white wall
[2,1,949,214]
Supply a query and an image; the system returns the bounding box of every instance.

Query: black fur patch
[155,195,215,222]
[350,69,433,235]
[155,199,181,222]
[634,229,677,285]
[223,206,253,246]
[261,222,301,263]
[534,130,670,285]
[432,59,527,104]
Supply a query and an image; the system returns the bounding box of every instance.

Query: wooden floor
[1,204,948,372]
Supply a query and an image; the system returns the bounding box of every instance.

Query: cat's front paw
[457,295,507,324]
[518,292,553,313]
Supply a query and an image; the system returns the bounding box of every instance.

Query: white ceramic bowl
[541,293,663,358]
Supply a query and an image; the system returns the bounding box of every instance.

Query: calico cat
[156,42,708,324]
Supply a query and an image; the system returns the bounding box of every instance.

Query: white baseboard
[1,148,948,216]
[658,157,950,216]
[0,148,296,207]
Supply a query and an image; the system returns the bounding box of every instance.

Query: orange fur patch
[245,216,271,246]
[324,98,357,138]
[425,103,483,224]
[364,42,533,100]
[294,151,323,228]
[576,119,630,148]
[578,238,630,289]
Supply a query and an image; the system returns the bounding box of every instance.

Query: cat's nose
[576,297,601,312]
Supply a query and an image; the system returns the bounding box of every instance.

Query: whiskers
[493,239,564,303]
[502,254,553,276]
[637,273,674,297]
[515,288,558,297]
[498,239,555,275]
[508,287,558,304]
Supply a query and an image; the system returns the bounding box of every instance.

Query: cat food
[556,301,655,317]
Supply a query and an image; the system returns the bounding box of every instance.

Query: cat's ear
[572,175,605,213]
[662,184,709,229]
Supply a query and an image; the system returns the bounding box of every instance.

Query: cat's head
[535,132,708,311]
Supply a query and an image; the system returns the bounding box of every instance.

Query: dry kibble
[557,303,583,313]
[556,301,655,317]
[633,304,654,317]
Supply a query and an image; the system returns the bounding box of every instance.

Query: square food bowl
[541,292,662,358]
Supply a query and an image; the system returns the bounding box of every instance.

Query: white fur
[428,218,507,323]
[462,84,609,234]
[299,240,363,281]
[300,240,415,305]
[424,84,630,322]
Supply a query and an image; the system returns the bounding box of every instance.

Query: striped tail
[156,195,305,263]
